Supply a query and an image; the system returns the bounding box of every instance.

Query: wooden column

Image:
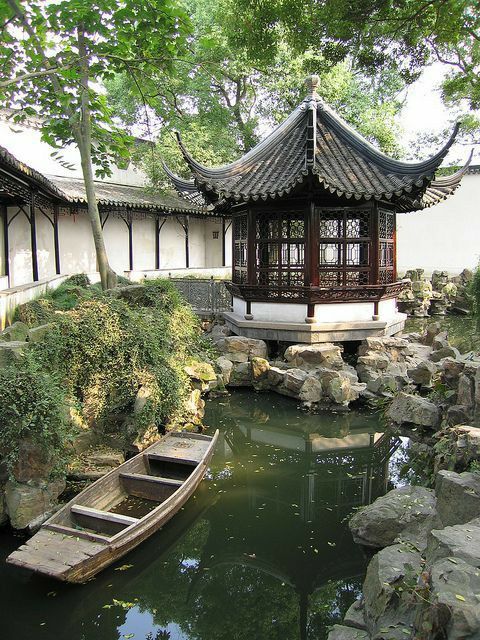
[221,217,226,267]
[155,217,160,270]
[1,204,9,283]
[184,216,189,268]
[128,219,134,271]
[30,191,39,282]
[53,204,61,275]
[306,201,319,319]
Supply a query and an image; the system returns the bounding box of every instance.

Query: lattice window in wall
[318,208,372,286]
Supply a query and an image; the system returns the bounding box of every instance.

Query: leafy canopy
[0,0,191,176]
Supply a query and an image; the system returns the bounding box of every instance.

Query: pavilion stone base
[224,296,407,343]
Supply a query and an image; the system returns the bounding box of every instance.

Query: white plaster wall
[133,217,156,271]
[397,173,480,275]
[159,218,186,269]
[378,298,398,320]
[225,221,232,267]
[313,302,375,322]
[233,296,246,317]
[189,217,206,268]
[8,206,32,287]
[58,213,96,275]
[252,301,308,323]
[127,267,232,280]
[103,217,129,274]
[0,115,146,186]
[204,219,223,267]
[35,210,56,280]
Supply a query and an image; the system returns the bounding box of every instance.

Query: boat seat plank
[120,472,182,501]
[147,453,199,466]
[44,523,111,544]
[170,431,213,441]
[71,504,139,526]
[148,437,209,464]
[71,504,138,536]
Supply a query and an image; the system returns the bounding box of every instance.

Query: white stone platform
[223,311,407,344]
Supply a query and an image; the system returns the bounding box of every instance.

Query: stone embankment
[330,460,480,639]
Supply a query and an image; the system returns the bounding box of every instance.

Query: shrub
[471,264,480,315]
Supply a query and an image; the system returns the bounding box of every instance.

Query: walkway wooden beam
[128,219,134,272]
[30,191,39,282]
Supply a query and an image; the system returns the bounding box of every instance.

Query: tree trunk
[76,137,117,290]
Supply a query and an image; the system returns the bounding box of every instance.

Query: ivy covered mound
[0,276,214,529]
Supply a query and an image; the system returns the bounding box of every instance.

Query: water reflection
[0,392,400,640]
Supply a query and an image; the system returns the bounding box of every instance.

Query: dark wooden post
[53,204,61,274]
[155,217,160,270]
[30,191,39,282]
[128,218,134,271]
[221,217,226,267]
[306,201,319,320]
[1,204,9,283]
[246,207,255,285]
[184,216,189,268]
[371,204,379,286]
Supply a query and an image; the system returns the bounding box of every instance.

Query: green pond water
[405,314,480,353]
[0,391,404,640]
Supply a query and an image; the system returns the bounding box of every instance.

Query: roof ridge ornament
[305,74,320,97]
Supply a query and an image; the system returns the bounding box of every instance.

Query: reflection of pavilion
[197,413,400,639]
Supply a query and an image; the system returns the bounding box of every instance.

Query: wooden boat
[7,429,219,583]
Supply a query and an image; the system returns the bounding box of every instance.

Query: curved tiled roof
[162,162,208,207]
[176,80,471,211]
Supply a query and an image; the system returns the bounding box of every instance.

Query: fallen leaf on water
[115,564,133,572]
[455,594,466,601]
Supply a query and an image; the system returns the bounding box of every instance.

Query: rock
[430,346,461,363]
[5,479,65,529]
[420,558,480,639]
[424,322,443,346]
[349,485,439,551]
[435,470,480,527]
[387,392,441,428]
[426,521,480,568]
[327,626,369,640]
[432,331,449,350]
[407,360,437,387]
[457,374,475,409]
[251,357,270,381]
[11,439,56,483]
[442,358,465,389]
[84,450,124,467]
[299,376,323,405]
[0,485,7,526]
[343,599,367,631]
[134,385,153,414]
[283,368,308,394]
[221,336,267,362]
[183,388,205,424]
[446,405,472,426]
[362,544,422,637]
[229,362,252,386]
[27,508,57,534]
[216,356,233,385]
[327,376,359,405]
[0,341,27,366]
[0,321,29,342]
[267,366,286,387]
[284,343,344,369]
[27,323,54,343]
[210,324,232,341]
[112,284,151,306]
[184,360,217,383]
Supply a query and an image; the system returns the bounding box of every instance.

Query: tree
[106,0,405,189]
[223,0,480,121]
[0,0,190,289]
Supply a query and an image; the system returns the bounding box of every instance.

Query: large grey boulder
[283,368,309,394]
[27,323,54,343]
[326,375,360,405]
[229,362,252,386]
[407,360,437,387]
[215,356,233,385]
[387,392,441,428]
[267,366,287,387]
[0,341,27,366]
[221,336,267,362]
[426,521,480,568]
[0,321,29,342]
[457,374,475,409]
[5,479,65,529]
[327,626,369,640]
[349,485,439,551]
[299,376,323,405]
[343,599,367,631]
[419,558,480,639]
[284,343,344,369]
[430,346,461,363]
[362,544,422,638]
[435,470,480,526]
[11,438,56,483]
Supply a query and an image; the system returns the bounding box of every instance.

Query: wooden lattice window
[233,214,248,283]
[317,208,372,286]
[378,209,395,284]
[255,212,305,291]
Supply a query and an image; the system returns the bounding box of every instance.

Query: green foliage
[2,278,205,474]
[0,357,69,476]
[470,264,480,315]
